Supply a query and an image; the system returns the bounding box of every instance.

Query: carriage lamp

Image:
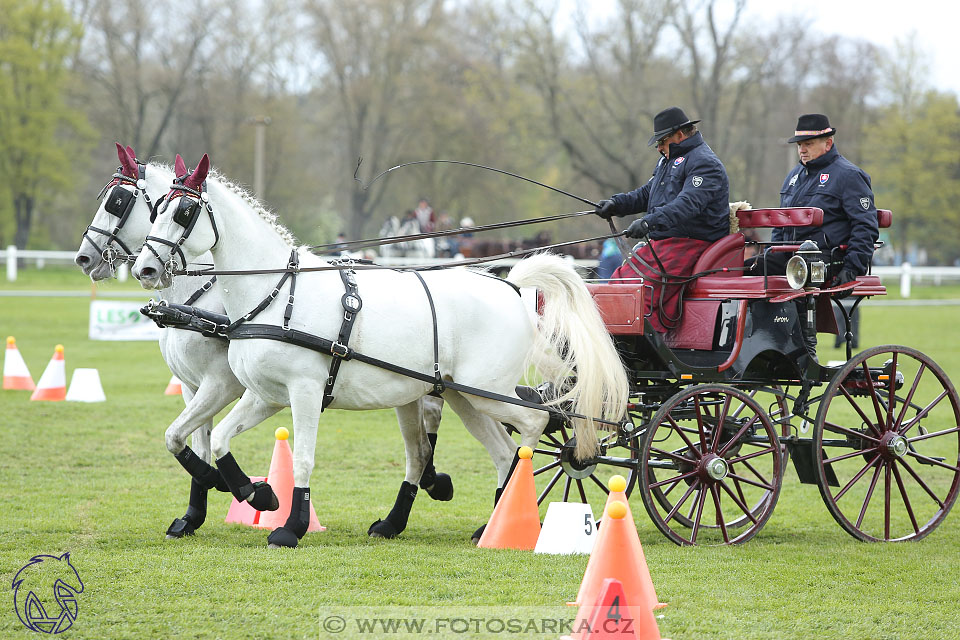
[786,240,827,289]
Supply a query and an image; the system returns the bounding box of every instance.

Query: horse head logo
[12,553,84,634]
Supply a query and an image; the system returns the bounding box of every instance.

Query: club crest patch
[860,197,871,209]
[691,176,703,187]
[819,173,830,184]
[789,174,798,187]
[673,157,685,166]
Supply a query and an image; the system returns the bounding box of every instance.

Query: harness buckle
[196,316,222,336]
[330,342,349,358]
[287,295,295,305]
[269,289,280,299]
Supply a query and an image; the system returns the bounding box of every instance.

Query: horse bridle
[143,174,220,275]
[82,163,153,270]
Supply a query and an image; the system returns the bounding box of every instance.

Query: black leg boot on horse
[419,433,453,501]
[368,481,419,538]
[267,486,312,548]
[215,451,280,512]
[168,446,233,538]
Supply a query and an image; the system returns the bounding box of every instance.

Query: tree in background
[0,0,92,249]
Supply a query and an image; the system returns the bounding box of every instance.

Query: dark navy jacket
[774,146,879,275]
[609,131,730,243]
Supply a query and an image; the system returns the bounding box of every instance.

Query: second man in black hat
[595,106,730,333]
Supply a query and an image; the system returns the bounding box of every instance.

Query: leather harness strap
[411,271,444,395]
[321,265,362,410]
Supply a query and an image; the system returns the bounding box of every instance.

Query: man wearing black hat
[594,106,730,333]
[755,114,879,361]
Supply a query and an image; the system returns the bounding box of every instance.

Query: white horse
[133,154,627,548]
[76,144,458,540]
[378,215,436,259]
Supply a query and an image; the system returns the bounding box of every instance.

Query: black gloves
[624,218,650,239]
[595,199,617,219]
[832,267,858,298]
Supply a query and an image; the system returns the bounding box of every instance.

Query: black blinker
[104,186,135,217]
[173,198,200,228]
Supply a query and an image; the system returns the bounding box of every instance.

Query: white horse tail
[507,253,628,460]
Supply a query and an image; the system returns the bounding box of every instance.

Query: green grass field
[2,268,960,639]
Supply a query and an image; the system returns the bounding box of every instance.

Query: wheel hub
[560,439,598,479]
[701,455,729,481]
[882,433,908,459]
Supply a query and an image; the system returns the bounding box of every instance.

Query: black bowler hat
[787,114,837,143]
[647,106,701,146]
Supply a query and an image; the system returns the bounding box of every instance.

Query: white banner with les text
[88,299,163,341]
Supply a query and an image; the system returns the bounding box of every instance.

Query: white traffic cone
[30,345,67,402]
[164,375,182,396]
[3,336,35,390]
[534,502,597,555]
[66,368,106,403]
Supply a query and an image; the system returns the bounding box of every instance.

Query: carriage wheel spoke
[885,353,898,429]
[689,487,708,544]
[839,386,883,438]
[904,450,960,473]
[899,390,949,436]
[712,395,733,453]
[834,454,881,502]
[562,476,572,501]
[576,479,588,503]
[725,472,773,492]
[719,479,759,524]
[537,469,564,504]
[727,446,777,465]
[894,362,926,430]
[907,426,960,443]
[540,432,565,448]
[667,416,701,455]
[884,464,892,540]
[587,473,609,494]
[717,415,761,457]
[533,459,562,476]
[650,446,696,466]
[861,361,889,432]
[892,461,920,535]
[660,475,683,497]
[855,463,883,528]
[738,457,771,488]
[650,469,699,489]
[898,458,946,509]
[710,484,730,543]
[821,420,881,444]
[823,448,875,466]
[663,479,699,524]
[694,396,709,451]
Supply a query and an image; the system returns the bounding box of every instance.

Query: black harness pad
[105,186,135,216]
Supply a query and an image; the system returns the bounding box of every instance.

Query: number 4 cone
[3,337,35,390]
[563,577,670,640]
[255,427,325,533]
[30,345,66,401]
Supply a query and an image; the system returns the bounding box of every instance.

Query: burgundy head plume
[115,142,139,179]
[183,154,209,191]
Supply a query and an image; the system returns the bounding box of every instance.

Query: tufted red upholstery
[736,207,824,228]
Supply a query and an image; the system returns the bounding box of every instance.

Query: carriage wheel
[813,345,960,541]
[638,384,783,545]
[532,422,640,512]
[648,385,789,530]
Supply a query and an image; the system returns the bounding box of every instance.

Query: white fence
[3,245,960,297]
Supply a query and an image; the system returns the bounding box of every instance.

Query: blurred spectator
[596,238,622,280]
[434,211,458,257]
[414,198,434,232]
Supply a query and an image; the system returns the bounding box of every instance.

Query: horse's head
[76,143,170,280]
[132,153,215,289]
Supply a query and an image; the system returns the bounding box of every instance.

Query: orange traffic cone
[564,577,669,640]
[255,427,324,533]
[30,345,66,402]
[164,375,182,395]
[573,499,665,614]
[225,476,267,526]
[3,336,35,390]
[477,446,541,550]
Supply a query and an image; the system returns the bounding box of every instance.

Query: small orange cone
[164,375,182,395]
[477,446,541,550]
[255,427,324,532]
[573,498,665,613]
[225,476,266,526]
[564,577,669,640]
[3,336,35,390]
[30,345,66,402]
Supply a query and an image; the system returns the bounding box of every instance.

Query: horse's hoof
[368,519,400,539]
[249,481,279,511]
[425,473,454,502]
[471,524,486,545]
[165,517,196,539]
[267,527,300,548]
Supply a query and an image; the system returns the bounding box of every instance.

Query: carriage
[530,205,960,545]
